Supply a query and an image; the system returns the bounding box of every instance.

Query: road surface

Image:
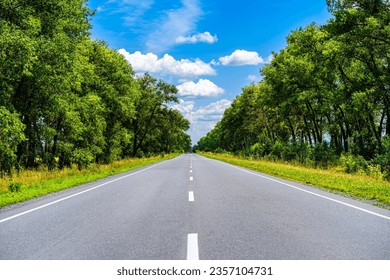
[0,154,389,259]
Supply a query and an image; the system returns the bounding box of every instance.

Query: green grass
[199,152,390,208]
[0,154,178,208]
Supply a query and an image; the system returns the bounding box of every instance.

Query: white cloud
[247,74,258,83]
[171,99,196,121]
[170,99,232,143]
[191,99,232,143]
[146,0,202,53]
[177,79,224,97]
[176,32,218,44]
[267,54,274,63]
[118,49,216,78]
[219,50,264,66]
[192,99,231,121]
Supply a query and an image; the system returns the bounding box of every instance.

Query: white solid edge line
[187,233,199,260]
[189,191,194,202]
[0,160,170,224]
[213,159,390,221]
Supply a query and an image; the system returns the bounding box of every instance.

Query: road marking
[190,176,193,181]
[213,159,390,221]
[189,191,194,202]
[187,233,199,260]
[190,170,193,173]
[0,160,171,224]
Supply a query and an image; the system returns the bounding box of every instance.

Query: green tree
[81,40,138,163]
[1,0,93,168]
[0,107,26,175]
[130,74,179,157]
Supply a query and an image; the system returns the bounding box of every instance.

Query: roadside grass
[199,152,390,208]
[0,154,178,208]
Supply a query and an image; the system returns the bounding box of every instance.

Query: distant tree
[130,74,179,157]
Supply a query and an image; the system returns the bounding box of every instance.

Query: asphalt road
[0,154,389,259]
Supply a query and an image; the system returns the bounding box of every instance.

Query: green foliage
[249,143,263,159]
[0,1,190,177]
[309,142,336,169]
[214,147,226,154]
[8,182,22,193]
[340,153,369,174]
[270,140,284,159]
[129,74,188,157]
[373,136,390,180]
[0,107,26,175]
[71,149,94,170]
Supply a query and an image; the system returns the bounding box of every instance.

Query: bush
[270,140,284,159]
[8,182,22,193]
[309,142,335,168]
[366,164,384,179]
[340,153,369,174]
[42,152,57,170]
[136,150,145,158]
[279,142,311,163]
[249,143,263,159]
[214,147,226,154]
[238,148,251,158]
[71,149,94,170]
[373,136,390,180]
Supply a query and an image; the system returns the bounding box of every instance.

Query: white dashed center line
[187,233,199,260]
[189,191,194,202]
[189,176,193,181]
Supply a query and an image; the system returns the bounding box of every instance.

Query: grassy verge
[0,154,178,208]
[199,152,390,208]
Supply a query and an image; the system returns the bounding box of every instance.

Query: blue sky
[87,0,332,144]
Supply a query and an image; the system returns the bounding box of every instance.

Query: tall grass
[199,152,390,208]
[0,154,178,208]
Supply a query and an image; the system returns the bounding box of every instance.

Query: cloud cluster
[118,49,216,78]
[171,99,232,143]
[118,48,269,79]
[192,99,232,121]
[176,32,218,44]
[177,79,224,97]
[171,99,231,124]
[218,50,264,66]
[171,99,195,116]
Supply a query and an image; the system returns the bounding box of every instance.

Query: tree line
[195,0,390,179]
[0,0,191,175]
